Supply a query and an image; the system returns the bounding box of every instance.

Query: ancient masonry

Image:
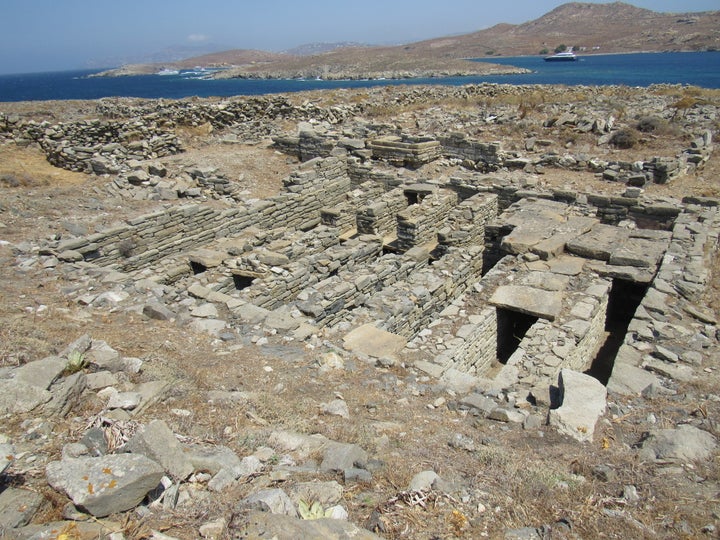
[9,90,718,402]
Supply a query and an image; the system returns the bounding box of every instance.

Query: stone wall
[436,193,499,255]
[232,235,384,311]
[296,252,427,328]
[439,133,504,169]
[356,188,408,237]
[337,245,485,340]
[396,189,458,251]
[56,157,352,271]
[320,181,387,234]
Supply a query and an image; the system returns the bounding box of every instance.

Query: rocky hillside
[94,2,720,79]
[413,1,720,57]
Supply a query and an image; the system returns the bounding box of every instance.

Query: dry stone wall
[396,189,458,251]
[56,157,351,272]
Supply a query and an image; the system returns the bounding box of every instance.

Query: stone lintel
[489,285,563,321]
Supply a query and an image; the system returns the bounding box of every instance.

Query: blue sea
[1,51,718,102]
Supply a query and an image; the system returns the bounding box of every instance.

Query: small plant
[298,499,333,520]
[609,128,638,149]
[65,350,87,374]
[636,116,664,133]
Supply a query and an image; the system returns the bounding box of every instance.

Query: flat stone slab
[566,224,630,261]
[489,285,563,321]
[46,454,164,517]
[607,361,660,396]
[609,237,667,268]
[526,255,585,276]
[343,324,407,359]
[188,248,226,268]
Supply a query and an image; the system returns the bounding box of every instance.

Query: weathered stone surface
[0,379,52,414]
[43,371,87,417]
[343,324,407,359]
[14,356,66,390]
[240,488,297,517]
[0,487,45,528]
[638,425,717,463]
[143,301,176,321]
[321,442,368,472]
[0,442,15,474]
[188,249,225,268]
[185,444,242,476]
[46,454,164,517]
[607,362,660,396]
[489,285,563,321]
[125,420,194,480]
[548,369,607,442]
[566,224,629,261]
[233,511,383,540]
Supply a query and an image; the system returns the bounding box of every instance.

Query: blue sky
[0,0,717,74]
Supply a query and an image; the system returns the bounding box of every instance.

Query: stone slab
[343,324,407,359]
[566,224,629,261]
[46,454,164,517]
[489,285,563,321]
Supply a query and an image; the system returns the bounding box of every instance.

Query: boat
[157,68,180,76]
[544,48,577,62]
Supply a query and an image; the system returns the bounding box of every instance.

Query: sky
[1,0,718,75]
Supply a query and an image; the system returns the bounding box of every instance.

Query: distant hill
[411,1,720,57]
[282,42,371,56]
[95,2,720,78]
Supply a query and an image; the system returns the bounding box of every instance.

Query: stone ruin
[43,126,719,413]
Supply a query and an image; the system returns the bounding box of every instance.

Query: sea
[0,51,719,103]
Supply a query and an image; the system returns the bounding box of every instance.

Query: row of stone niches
[70,156,718,389]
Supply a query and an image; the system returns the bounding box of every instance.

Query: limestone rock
[548,369,607,442]
[0,487,45,528]
[233,511,383,540]
[43,371,87,417]
[321,399,350,419]
[125,420,194,481]
[408,470,439,491]
[638,425,717,463]
[321,442,368,472]
[489,285,563,321]
[14,356,66,390]
[0,379,52,414]
[46,454,164,517]
[343,324,407,359]
[240,488,297,517]
[0,442,15,474]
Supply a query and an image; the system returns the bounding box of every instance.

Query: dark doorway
[586,279,648,384]
[190,261,207,275]
[496,308,538,364]
[233,274,255,290]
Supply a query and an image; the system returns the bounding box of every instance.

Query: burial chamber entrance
[496,307,539,364]
[586,278,649,384]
